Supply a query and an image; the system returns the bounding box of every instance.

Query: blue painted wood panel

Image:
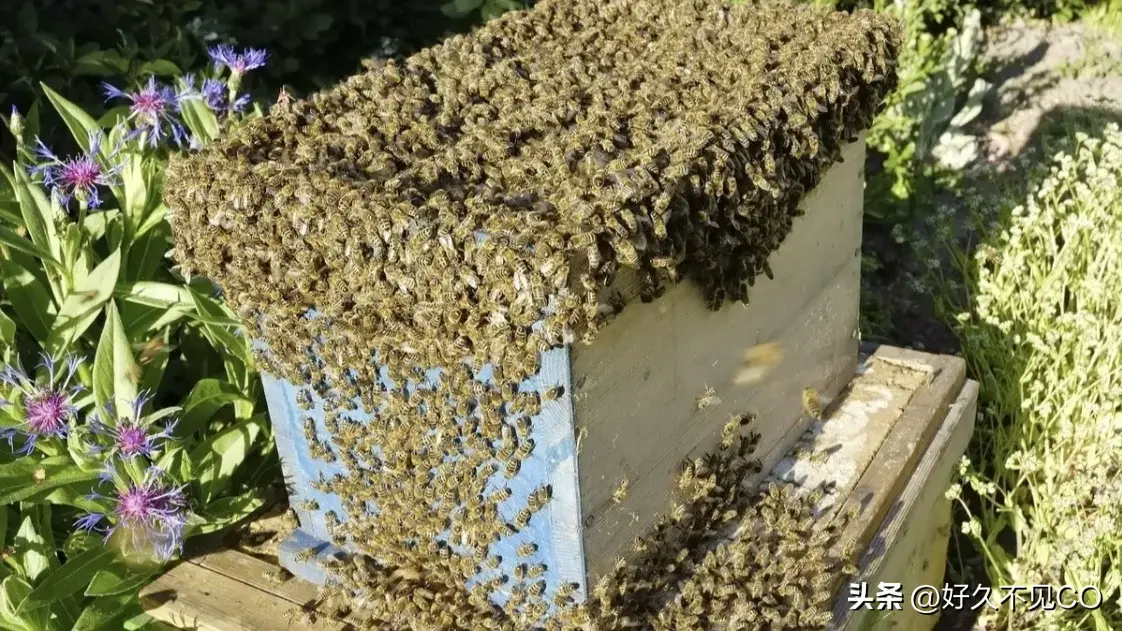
[262,345,589,607]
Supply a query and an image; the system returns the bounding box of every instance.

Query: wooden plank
[769,351,933,519]
[833,347,966,556]
[572,137,866,580]
[194,548,323,607]
[140,558,346,631]
[834,379,979,630]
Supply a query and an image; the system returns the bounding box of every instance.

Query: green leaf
[18,547,116,613]
[96,107,131,129]
[120,303,188,339]
[0,202,21,226]
[189,290,252,366]
[155,447,193,485]
[13,515,51,583]
[81,209,118,241]
[133,203,166,239]
[137,60,180,77]
[123,222,168,282]
[42,484,110,514]
[0,258,54,342]
[11,165,60,263]
[71,594,132,631]
[45,248,121,355]
[72,50,130,77]
[190,414,265,502]
[84,565,156,597]
[191,489,265,536]
[114,282,192,310]
[0,576,32,626]
[0,462,100,505]
[0,310,15,350]
[61,223,90,284]
[67,430,102,473]
[120,155,147,240]
[0,224,61,268]
[91,301,138,415]
[177,95,220,147]
[176,379,251,436]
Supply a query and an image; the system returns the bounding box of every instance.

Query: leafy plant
[0,50,276,630]
[944,126,1122,631]
[863,1,983,229]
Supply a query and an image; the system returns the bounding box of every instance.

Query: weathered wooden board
[833,378,979,631]
[262,137,867,595]
[139,557,348,631]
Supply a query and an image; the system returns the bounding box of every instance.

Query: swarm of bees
[160,0,899,628]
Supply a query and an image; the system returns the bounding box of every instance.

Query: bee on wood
[696,385,721,410]
[801,387,823,420]
[262,567,294,584]
[516,542,538,558]
[612,478,630,504]
[294,547,318,563]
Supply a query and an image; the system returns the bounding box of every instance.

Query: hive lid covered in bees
[165,0,898,380]
[163,0,899,627]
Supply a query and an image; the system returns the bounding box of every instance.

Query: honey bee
[526,485,551,512]
[294,547,318,563]
[542,385,564,401]
[719,416,742,450]
[262,568,293,584]
[516,542,538,557]
[612,478,630,504]
[734,341,784,385]
[696,385,721,410]
[801,387,823,419]
[514,508,533,529]
[514,438,535,460]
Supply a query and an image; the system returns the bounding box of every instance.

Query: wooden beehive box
[263,136,865,589]
[162,0,900,613]
[139,345,980,631]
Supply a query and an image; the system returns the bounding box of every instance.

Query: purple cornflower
[183,74,250,115]
[77,464,188,562]
[27,131,124,209]
[88,392,177,461]
[0,355,85,455]
[102,76,192,148]
[207,45,268,75]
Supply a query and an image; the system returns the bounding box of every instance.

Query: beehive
[163,0,899,625]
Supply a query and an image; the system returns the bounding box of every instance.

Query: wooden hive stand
[141,344,979,631]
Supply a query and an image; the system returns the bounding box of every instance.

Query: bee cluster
[162,0,898,628]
